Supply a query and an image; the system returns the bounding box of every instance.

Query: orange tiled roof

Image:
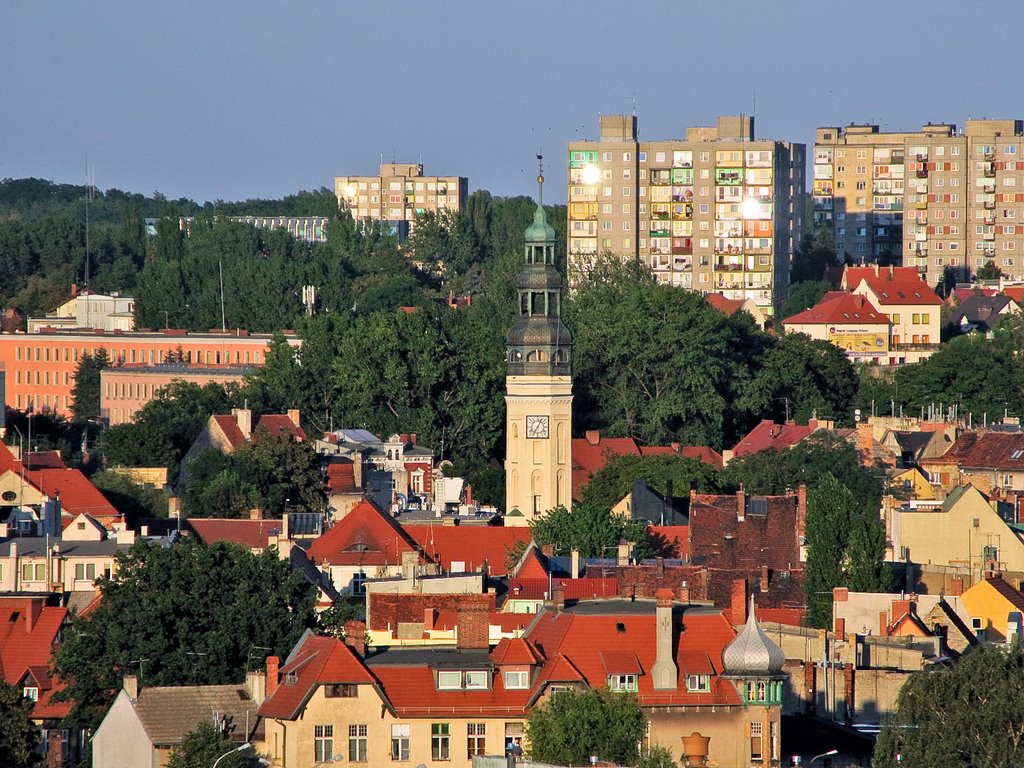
[783,291,889,326]
[212,415,248,449]
[730,420,819,459]
[306,500,425,567]
[254,415,306,442]
[0,597,70,719]
[406,525,532,577]
[490,637,544,666]
[186,518,281,549]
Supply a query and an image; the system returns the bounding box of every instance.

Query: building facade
[504,178,573,524]
[100,364,252,425]
[814,119,1024,286]
[567,114,805,317]
[0,328,298,416]
[335,163,468,237]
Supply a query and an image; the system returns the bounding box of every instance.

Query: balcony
[985,152,996,162]
[984,164,996,178]
[916,168,929,178]
[982,184,996,194]
[672,246,693,256]
[984,216,996,226]
[914,246,928,257]
[650,171,672,186]
[984,231,996,240]
[984,200,996,210]
[915,199,928,209]
[649,228,670,238]
[917,215,927,225]
[916,153,928,162]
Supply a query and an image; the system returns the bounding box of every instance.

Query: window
[607,674,638,692]
[468,723,486,758]
[432,724,450,761]
[23,686,38,701]
[465,671,489,690]
[314,725,334,762]
[892,313,900,323]
[20,563,45,582]
[686,674,711,692]
[349,724,368,762]
[391,724,410,761]
[750,722,763,762]
[324,684,357,698]
[504,670,529,689]
[74,563,96,581]
[438,671,463,690]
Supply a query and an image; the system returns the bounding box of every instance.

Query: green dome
[525,204,555,243]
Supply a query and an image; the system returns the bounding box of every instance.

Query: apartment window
[685,674,711,692]
[467,723,486,758]
[622,187,631,197]
[607,674,638,692]
[314,725,334,762]
[622,152,631,161]
[836,165,845,173]
[602,221,612,231]
[74,563,96,581]
[432,724,451,761]
[622,203,631,213]
[639,152,646,161]
[349,724,368,762]
[505,670,529,689]
[603,151,612,162]
[602,203,612,213]
[699,204,709,213]
[465,671,489,690]
[602,169,612,180]
[23,686,38,702]
[922,313,930,324]
[391,724,411,761]
[750,722,763,762]
[21,563,45,582]
[892,313,900,323]
[623,169,631,179]
[700,152,710,162]
[622,221,630,230]
[438,671,463,690]
[856,181,866,190]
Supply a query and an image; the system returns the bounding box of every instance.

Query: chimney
[737,485,746,521]
[344,620,367,657]
[651,589,678,690]
[287,409,301,428]
[585,430,601,446]
[570,548,580,579]
[168,497,181,519]
[456,602,490,649]
[249,507,263,520]
[833,586,849,602]
[730,578,747,624]
[246,670,266,705]
[796,484,807,546]
[70,282,79,297]
[835,617,846,638]
[123,675,138,702]
[759,565,769,593]
[423,608,436,631]
[25,598,42,633]
[617,541,633,566]
[233,408,253,439]
[879,610,890,636]
[401,550,419,579]
[843,663,856,727]
[678,581,690,603]
[266,656,279,696]
[949,575,964,596]
[281,511,290,541]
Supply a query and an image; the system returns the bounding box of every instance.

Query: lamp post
[212,742,250,768]
[809,749,838,765]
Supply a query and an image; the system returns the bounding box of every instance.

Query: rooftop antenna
[218,260,227,331]
[631,94,636,116]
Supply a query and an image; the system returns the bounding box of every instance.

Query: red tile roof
[1003,286,1024,305]
[28,468,119,520]
[490,637,544,666]
[212,415,248,449]
[406,525,532,577]
[755,607,805,626]
[843,266,942,306]
[254,415,306,442]
[572,433,642,500]
[638,445,724,468]
[25,451,66,469]
[730,420,821,458]
[186,518,281,549]
[507,578,620,601]
[370,663,532,716]
[783,291,889,326]
[0,597,70,719]
[687,492,800,572]
[705,293,746,317]
[306,500,425,567]
[934,432,1024,470]
[326,461,358,494]
[258,634,377,720]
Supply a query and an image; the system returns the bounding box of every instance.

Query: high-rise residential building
[334,163,468,239]
[567,115,805,317]
[814,119,1024,287]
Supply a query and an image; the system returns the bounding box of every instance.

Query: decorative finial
[536,151,544,206]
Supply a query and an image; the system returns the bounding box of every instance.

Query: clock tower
[504,165,573,525]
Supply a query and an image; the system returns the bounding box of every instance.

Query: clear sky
[4,1,1024,206]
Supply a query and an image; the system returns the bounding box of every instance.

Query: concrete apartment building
[335,163,468,238]
[567,114,805,318]
[814,119,1024,286]
[100,364,252,425]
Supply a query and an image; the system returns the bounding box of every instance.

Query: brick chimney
[949,575,965,596]
[651,589,678,690]
[266,656,279,696]
[833,586,849,602]
[730,578,747,624]
[585,430,601,445]
[737,484,746,521]
[759,565,769,593]
[796,484,807,547]
[344,620,367,657]
[879,611,890,636]
[456,601,490,649]
[551,584,566,613]
[835,617,846,638]
[424,608,436,632]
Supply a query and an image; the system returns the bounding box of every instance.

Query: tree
[0,680,42,768]
[975,259,1005,281]
[70,349,110,422]
[90,470,168,523]
[529,502,652,560]
[53,539,317,731]
[780,280,831,320]
[526,688,646,766]
[580,453,721,514]
[873,641,1024,768]
[790,230,838,284]
[166,721,248,768]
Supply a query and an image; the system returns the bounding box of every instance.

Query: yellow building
[504,175,572,524]
[335,163,468,237]
[567,114,805,318]
[961,575,1024,642]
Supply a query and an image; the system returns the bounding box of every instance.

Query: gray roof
[722,597,785,677]
[0,537,127,557]
[134,684,260,746]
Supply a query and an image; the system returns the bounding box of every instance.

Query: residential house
[920,430,1024,495]
[724,419,829,463]
[0,595,82,765]
[26,287,135,334]
[842,264,942,363]
[946,292,1020,334]
[782,292,891,363]
[259,592,786,768]
[92,675,264,768]
[705,292,769,329]
[960,575,1024,642]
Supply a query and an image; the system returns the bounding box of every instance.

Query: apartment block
[335,163,468,238]
[815,119,1024,287]
[567,115,805,317]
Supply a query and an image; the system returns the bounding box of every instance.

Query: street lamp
[809,749,838,765]
[212,742,250,768]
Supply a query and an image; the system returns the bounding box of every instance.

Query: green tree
[804,474,856,627]
[529,502,652,560]
[90,470,168,523]
[975,259,1005,281]
[0,680,42,768]
[873,641,1024,768]
[70,349,110,423]
[53,539,317,731]
[790,230,838,284]
[166,721,248,768]
[780,280,831,320]
[526,688,647,766]
[580,453,721,513]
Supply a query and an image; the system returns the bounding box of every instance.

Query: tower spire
[536,151,544,207]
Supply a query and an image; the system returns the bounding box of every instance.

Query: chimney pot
[345,620,367,656]
[585,430,601,445]
[266,656,279,696]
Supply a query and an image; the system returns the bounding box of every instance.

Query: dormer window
[438,671,463,690]
[607,674,637,692]
[285,672,298,685]
[437,670,491,691]
[23,686,38,701]
[504,670,529,690]
[324,684,357,698]
[685,674,711,693]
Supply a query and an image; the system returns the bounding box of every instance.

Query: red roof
[212,415,248,449]
[25,451,66,469]
[370,593,495,633]
[755,607,805,626]
[688,492,800,572]
[730,419,821,458]
[0,597,70,719]
[490,637,544,665]
[638,444,724,468]
[406,525,532,577]
[186,518,281,549]
[1003,286,1024,305]
[254,415,306,442]
[306,500,424,567]
[325,460,358,494]
[843,265,942,306]
[258,635,377,720]
[648,525,689,559]
[28,468,119,519]
[705,293,745,317]
[507,578,620,601]
[931,432,1024,470]
[371,663,532,716]
[783,291,889,326]
[572,433,642,500]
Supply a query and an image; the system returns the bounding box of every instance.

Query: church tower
[504,164,573,526]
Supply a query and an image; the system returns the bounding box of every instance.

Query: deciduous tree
[166,721,248,768]
[0,680,42,768]
[529,502,651,560]
[526,688,646,766]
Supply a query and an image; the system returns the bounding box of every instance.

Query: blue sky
[4,1,1024,205]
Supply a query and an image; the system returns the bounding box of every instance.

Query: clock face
[526,415,550,439]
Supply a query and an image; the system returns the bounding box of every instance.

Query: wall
[92,690,157,768]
